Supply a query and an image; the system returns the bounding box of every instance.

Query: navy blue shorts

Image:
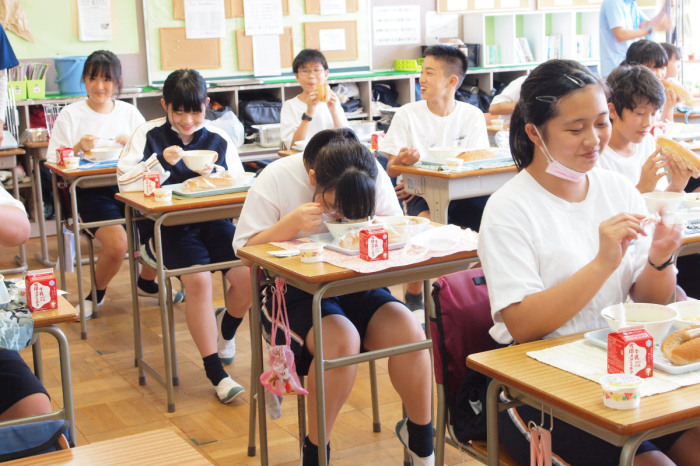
[405,195,489,231]
[260,285,401,375]
[76,186,125,236]
[500,404,685,465]
[145,219,237,271]
[0,350,49,415]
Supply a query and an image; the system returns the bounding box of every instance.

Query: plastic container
[394,58,423,72]
[153,188,172,202]
[446,157,463,169]
[26,79,46,99]
[53,56,87,96]
[251,124,281,148]
[8,80,26,101]
[63,157,80,170]
[600,374,643,409]
[299,243,323,263]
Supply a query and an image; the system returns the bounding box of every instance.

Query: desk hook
[539,404,554,432]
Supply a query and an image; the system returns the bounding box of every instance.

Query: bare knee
[0,393,51,421]
[305,316,361,359]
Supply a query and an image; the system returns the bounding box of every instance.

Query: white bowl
[642,191,684,214]
[667,301,700,329]
[87,146,122,161]
[374,215,430,240]
[683,192,700,209]
[428,146,462,164]
[182,150,218,171]
[601,303,678,342]
[324,218,373,239]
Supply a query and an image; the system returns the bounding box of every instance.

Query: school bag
[430,266,497,443]
[0,420,72,461]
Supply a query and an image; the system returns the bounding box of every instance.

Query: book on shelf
[576,34,592,59]
[486,45,500,65]
[514,39,526,63]
[546,34,563,60]
[517,37,535,62]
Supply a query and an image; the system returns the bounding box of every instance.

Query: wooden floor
[3,237,477,465]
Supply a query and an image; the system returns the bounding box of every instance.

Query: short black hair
[305,129,377,220]
[292,49,329,74]
[623,40,668,70]
[661,42,681,61]
[423,44,468,87]
[83,50,122,95]
[607,65,665,117]
[162,69,207,113]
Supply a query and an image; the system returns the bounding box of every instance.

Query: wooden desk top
[393,163,517,179]
[237,242,477,284]
[22,141,49,150]
[467,333,700,436]
[45,161,117,178]
[5,428,212,465]
[32,295,79,327]
[278,149,299,157]
[115,190,247,214]
[0,148,25,157]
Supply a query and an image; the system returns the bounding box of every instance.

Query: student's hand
[397,147,420,166]
[648,216,682,265]
[595,213,646,272]
[665,151,697,192]
[636,149,665,193]
[78,134,98,152]
[327,91,339,114]
[116,135,130,146]
[163,145,184,166]
[395,182,414,202]
[664,86,680,105]
[306,88,320,117]
[193,163,214,176]
[287,202,323,232]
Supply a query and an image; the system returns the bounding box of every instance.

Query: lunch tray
[168,178,254,198]
[416,156,515,172]
[584,328,700,375]
[78,158,118,169]
[306,232,406,256]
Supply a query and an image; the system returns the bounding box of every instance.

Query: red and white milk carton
[55,146,73,166]
[25,269,58,312]
[143,172,160,197]
[359,226,389,261]
[607,327,654,378]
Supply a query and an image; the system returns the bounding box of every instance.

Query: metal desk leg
[52,172,65,291]
[31,334,44,383]
[434,386,447,466]
[154,216,176,412]
[124,206,144,378]
[9,163,27,273]
[32,153,55,267]
[311,290,328,466]
[35,326,76,444]
[69,180,89,339]
[486,380,503,466]
[250,265,268,463]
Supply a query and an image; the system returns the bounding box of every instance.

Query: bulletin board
[305,0,358,13]
[304,21,358,61]
[143,0,372,85]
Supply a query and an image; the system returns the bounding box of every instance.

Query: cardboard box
[607,327,654,378]
[143,172,160,197]
[359,226,388,261]
[25,269,58,312]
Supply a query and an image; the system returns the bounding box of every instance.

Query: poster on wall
[77,0,112,41]
[243,0,283,35]
[372,6,421,46]
[184,0,226,39]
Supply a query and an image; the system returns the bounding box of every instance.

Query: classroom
[2,0,700,464]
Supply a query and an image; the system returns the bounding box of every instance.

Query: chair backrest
[5,85,19,142]
[43,103,66,137]
[0,419,72,462]
[431,267,497,441]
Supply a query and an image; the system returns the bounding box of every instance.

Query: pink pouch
[260,278,308,397]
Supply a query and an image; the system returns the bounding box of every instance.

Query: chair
[430,267,518,465]
[43,103,65,137]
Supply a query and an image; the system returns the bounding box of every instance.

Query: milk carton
[607,327,654,378]
[359,226,388,261]
[25,269,58,312]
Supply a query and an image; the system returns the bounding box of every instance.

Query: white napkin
[117,154,170,192]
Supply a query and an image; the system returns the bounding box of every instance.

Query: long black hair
[304,129,377,220]
[83,50,122,96]
[510,60,607,170]
[162,69,207,113]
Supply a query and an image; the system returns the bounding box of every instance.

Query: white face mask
[533,126,586,183]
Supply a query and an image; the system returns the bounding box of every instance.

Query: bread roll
[181,173,237,193]
[656,137,700,173]
[663,80,694,106]
[317,83,330,102]
[661,324,700,365]
[457,149,495,162]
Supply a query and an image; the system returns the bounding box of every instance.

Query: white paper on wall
[184,0,226,39]
[243,0,283,35]
[372,6,421,46]
[253,35,282,77]
[77,0,112,41]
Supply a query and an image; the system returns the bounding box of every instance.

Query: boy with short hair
[661,42,682,80]
[380,44,489,310]
[599,64,695,193]
[280,49,348,150]
[622,39,677,121]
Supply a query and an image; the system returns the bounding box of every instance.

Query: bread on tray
[661,324,700,365]
[457,149,496,162]
[181,172,238,193]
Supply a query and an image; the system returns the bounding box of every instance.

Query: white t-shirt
[478,168,650,344]
[46,100,146,163]
[490,75,526,125]
[379,100,489,161]
[598,133,667,191]
[0,185,24,212]
[232,152,402,253]
[280,96,349,150]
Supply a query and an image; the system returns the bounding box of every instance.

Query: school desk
[393,164,517,224]
[45,162,120,340]
[237,242,479,465]
[0,295,79,444]
[4,428,212,465]
[467,332,700,466]
[0,147,28,274]
[115,190,247,413]
[22,141,54,267]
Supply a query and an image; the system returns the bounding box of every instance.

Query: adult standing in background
[0,24,19,147]
[599,0,671,78]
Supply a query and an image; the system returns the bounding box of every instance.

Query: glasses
[298,68,325,77]
[535,74,587,104]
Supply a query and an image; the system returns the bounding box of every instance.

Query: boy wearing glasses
[280,49,348,150]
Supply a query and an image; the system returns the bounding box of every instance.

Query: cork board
[305,0,358,14]
[235,27,294,71]
[304,21,358,61]
[173,0,289,19]
[160,27,221,70]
